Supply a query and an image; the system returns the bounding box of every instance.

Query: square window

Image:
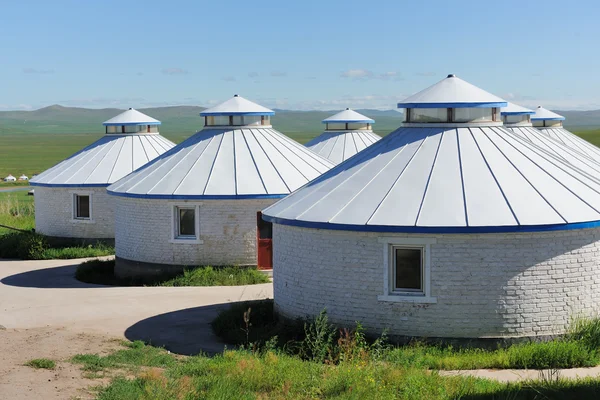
[75,195,90,219]
[177,207,196,238]
[393,247,423,292]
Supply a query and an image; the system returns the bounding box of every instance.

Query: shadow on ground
[125,302,242,356]
[0,264,107,289]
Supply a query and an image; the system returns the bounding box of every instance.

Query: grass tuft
[25,358,56,369]
[76,259,270,287]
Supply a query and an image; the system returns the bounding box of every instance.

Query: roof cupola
[200,95,275,128]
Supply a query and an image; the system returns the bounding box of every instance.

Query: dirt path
[0,257,273,399]
[0,327,120,400]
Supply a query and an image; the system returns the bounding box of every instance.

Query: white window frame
[70,191,95,224]
[377,237,437,304]
[170,203,203,244]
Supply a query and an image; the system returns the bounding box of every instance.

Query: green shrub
[25,358,56,369]
[569,317,600,350]
[0,231,114,260]
[159,266,270,287]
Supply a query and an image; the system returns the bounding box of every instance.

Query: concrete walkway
[440,366,600,382]
[0,257,272,355]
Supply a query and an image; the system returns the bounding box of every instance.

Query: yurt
[533,106,600,160]
[108,95,334,278]
[18,174,29,181]
[305,109,380,164]
[262,74,600,341]
[502,102,600,175]
[4,175,16,182]
[29,109,175,240]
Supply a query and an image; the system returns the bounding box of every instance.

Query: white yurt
[502,102,600,175]
[533,106,600,160]
[4,175,16,182]
[29,109,175,240]
[108,95,334,278]
[18,174,29,181]
[305,109,380,164]
[262,74,600,341]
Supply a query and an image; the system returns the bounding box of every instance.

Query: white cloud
[340,69,374,79]
[270,71,287,77]
[248,72,259,78]
[221,76,236,82]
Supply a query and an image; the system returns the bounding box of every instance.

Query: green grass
[0,190,114,259]
[25,358,56,369]
[212,300,600,370]
[70,340,600,400]
[76,259,270,287]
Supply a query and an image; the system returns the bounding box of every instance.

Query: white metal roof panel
[305,130,381,164]
[200,95,275,116]
[322,109,375,123]
[397,74,507,108]
[538,127,600,161]
[108,127,334,198]
[531,106,565,121]
[103,108,161,126]
[501,102,535,115]
[29,134,175,187]
[263,125,600,232]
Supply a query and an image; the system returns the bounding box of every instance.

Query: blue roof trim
[106,191,287,200]
[103,122,161,126]
[322,119,375,124]
[531,117,566,121]
[261,215,600,234]
[29,182,110,188]
[397,102,507,109]
[501,111,536,115]
[199,111,276,116]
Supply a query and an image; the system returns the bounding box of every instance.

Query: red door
[257,211,273,270]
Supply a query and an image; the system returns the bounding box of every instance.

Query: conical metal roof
[200,95,275,116]
[322,109,375,124]
[306,131,380,165]
[538,127,600,160]
[501,102,535,115]
[397,74,507,108]
[506,125,600,176]
[108,127,334,199]
[264,78,600,233]
[103,108,161,126]
[30,134,176,187]
[531,106,565,121]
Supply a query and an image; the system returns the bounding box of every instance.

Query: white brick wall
[34,186,114,239]
[273,224,600,339]
[114,196,276,266]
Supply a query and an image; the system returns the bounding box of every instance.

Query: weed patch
[76,260,270,287]
[25,358,56,369]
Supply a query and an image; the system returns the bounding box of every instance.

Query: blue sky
[1,0,599,111]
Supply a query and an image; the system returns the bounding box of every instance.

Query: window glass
[242,116,262,126]
[453,108,493,123]
[326,122,346,130]
[410,108,448,123]
[503,114,530,124]
[75,195,90,219]
[347,123,369,130]
[178,208,196,237]
[393,247,422,291]
[148,125,159,133]
[206,116,230,126]
[106,126,119,134]
[261,116,270,125]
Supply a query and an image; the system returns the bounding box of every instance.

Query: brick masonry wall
[273,224,600,339]
[114,196,277,267]
[34,186,115,239]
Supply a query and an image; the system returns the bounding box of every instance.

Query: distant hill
[0,104,597,139]
[0,105,404,139]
